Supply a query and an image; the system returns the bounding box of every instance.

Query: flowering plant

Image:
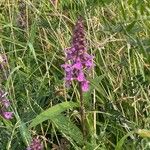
[62,17,93,92]
[61,17,94,139]
[27,137,43,150]
[0,90,13,119]
[0,54,13,120]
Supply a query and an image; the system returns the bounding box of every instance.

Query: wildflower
[0,53,7,68]
[27,137,43,150]
[1,98,10,108]
[2,111,13,119]
[0,90,13,120]
[61,17,94,92]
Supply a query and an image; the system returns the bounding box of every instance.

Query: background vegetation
[0,0,150,149]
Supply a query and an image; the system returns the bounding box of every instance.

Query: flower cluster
[0,90,13,120]
[0,53,13,120]
[27,137,43,150]
[61,17,93,92]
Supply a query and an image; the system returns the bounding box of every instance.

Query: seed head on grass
[17,0,26,29]
[61,17,94,92]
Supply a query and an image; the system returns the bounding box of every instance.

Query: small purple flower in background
[0,53,7,68]
[0,54,12,119]
[2,111,13,119]
[1,98,10,108]
[61,17,94,92]
[0,90,13,120]
[27,137,43,150]
[50,0,57,5]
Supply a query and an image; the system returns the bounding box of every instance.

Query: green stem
[79,83,86,142]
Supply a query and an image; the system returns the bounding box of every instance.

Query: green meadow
[0,0,150,149]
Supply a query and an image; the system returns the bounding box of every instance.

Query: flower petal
[1,98,10,108]
[73,62,82,70]
[81,80,89,92]
[77,71,85,82]
[2,112,13,119]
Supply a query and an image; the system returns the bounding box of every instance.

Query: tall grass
[0,0,150,149]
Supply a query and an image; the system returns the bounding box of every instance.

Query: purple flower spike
[73,62,82,70]
[0,89,13,120]
[61,17,94,92]
[27,137,43,150]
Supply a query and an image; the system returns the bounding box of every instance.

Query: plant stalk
[79,83,86,141]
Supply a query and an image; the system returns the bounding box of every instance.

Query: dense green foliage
[0,0,150,149]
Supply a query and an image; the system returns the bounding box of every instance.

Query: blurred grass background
[0,0,150,149]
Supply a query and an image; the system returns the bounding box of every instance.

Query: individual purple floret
[61,17,94,92]
[0,90,13,120]
[2,111,13,119]
[27,137,43,150]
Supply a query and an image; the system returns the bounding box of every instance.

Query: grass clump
[0,0,150,149]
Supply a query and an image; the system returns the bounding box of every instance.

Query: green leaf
[1,116,13,131]
[28,42,38,65]
[90,75,105,84]
[115,131,135,150]
[19,122,32,146]
[126,21,136,32]
[29,102,79,128]
[99,0,113,5]
[53,114,83,146]
[90,75,107,100]
[14,112,32,146]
